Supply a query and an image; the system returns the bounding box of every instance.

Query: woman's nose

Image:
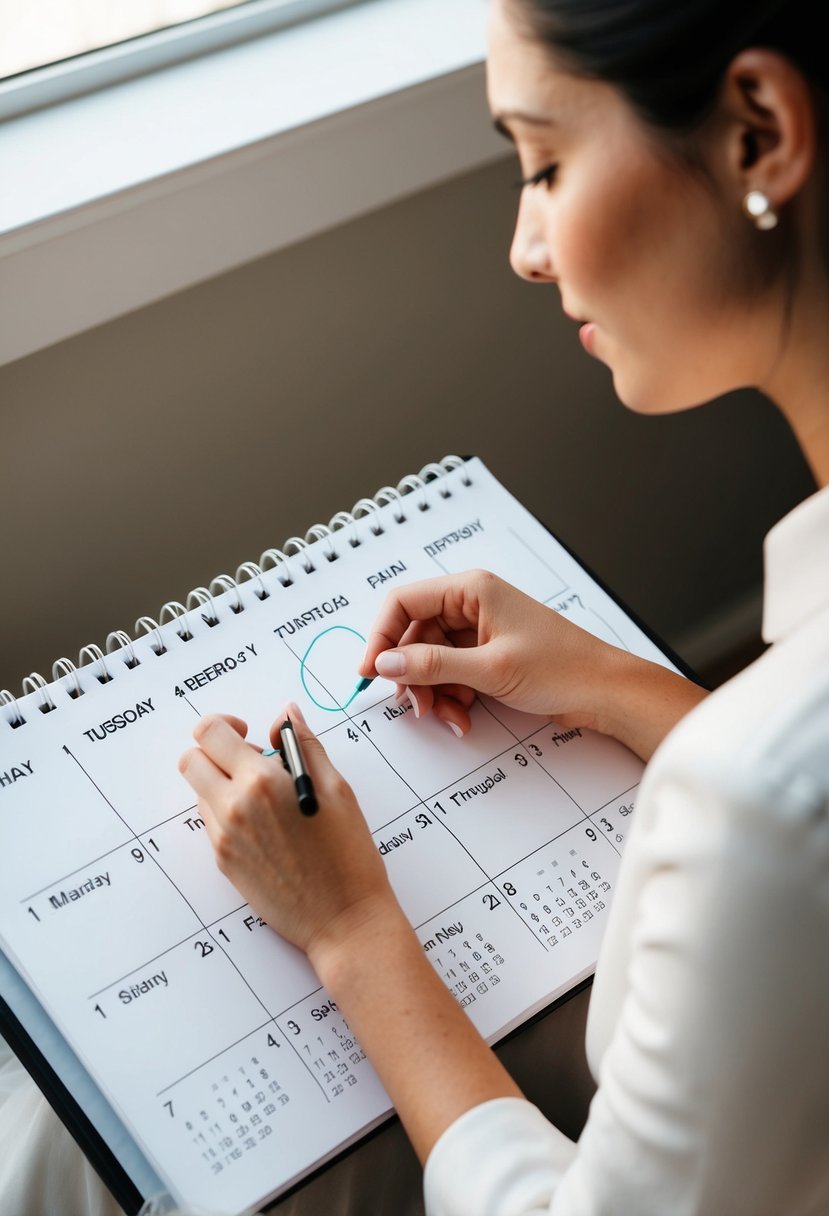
[509,194,555,282]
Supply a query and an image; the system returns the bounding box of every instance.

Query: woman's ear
[720,49,816,215]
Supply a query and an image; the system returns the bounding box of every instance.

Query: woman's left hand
[178,704,398,965]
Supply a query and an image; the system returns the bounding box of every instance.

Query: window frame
[0,0,366,121]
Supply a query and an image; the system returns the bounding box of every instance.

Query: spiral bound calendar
[0,456,686,1215]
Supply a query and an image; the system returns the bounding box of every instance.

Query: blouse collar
[762,483,829,644]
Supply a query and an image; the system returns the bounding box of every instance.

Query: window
[1,1,254,79]
[0,0,364,118]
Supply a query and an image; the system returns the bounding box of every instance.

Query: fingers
[177,744,231,808]
[191,714,254,776]
[397,681,475,735]
[432,684,476,737]
[214,713,271,762]
[360,575,479,676]
[376,640,488,694]
[213,713,249,738]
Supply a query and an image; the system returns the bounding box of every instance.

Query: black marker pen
[278,718,318,816]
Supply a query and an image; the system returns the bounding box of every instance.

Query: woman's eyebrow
[492,112,556,141]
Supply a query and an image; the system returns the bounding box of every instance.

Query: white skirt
[0,1034,128,1216]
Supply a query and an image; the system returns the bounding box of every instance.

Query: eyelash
[516,163,558,191]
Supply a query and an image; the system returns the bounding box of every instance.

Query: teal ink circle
[299,625,368,712]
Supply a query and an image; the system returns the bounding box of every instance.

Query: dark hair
[507,0,827,133]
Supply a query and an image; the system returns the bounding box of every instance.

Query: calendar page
[0,458,679,1215]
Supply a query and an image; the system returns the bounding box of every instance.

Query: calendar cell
[477,696,555,745]
[358,696,516,799]
[209,904,319,1016]
[315,716,421,833]
[373,806,490,927]
[428,748,584,877]
[0,755,132,908]
[529,723,643,815]
[137,810,245,927]
[72,932,270,1096]
[496,822,621,974]
[168,617,297,747]
[8,838,201,999]
[127,1026,340,1216]
[416,886,554,1041]
[427,522,567,604]
[71,677,202,834]
[276,993,388,1109]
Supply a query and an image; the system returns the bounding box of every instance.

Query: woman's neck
[762,257,829,490]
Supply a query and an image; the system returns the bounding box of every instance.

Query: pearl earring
[742,190,778,230]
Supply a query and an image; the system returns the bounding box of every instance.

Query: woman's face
[487,0,765,413]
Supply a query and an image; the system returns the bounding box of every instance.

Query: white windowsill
[0,0,505,368]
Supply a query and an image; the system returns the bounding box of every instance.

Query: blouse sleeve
[423,759,829,1216]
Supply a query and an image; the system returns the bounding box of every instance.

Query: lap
[0,1035,127,1216]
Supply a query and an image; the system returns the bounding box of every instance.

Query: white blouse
[425,485,829,1216]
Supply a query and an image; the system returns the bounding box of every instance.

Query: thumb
[375,642,491,694]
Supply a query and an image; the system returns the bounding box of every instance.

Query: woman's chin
[610,367,705,416]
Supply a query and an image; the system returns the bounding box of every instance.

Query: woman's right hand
[360,569,623,737]
[360,570,708,760]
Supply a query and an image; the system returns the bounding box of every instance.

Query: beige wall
[0,156,815,693]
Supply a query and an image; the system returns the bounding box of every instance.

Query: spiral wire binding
[52,656,84,699]
[374,486,406,522]
[305,523,337,562]
[106,630,140,669]
[209,574,244,613]
[21,671,57,716]
[186,586,220,627]
[2,456,470,727]
[135,616,167,656]
[0,688,24,728]
[282,537,315,573]
[78,643,113,684]
[235,560,269,600]
[352,497,385,535]
[329,509,360,548]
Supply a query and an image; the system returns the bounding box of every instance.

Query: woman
[181,1,829,1212]
[2,0,827,1211]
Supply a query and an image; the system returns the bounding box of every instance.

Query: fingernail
[406,687,420,718]
[288,701,308,727]
[445,721,463,738]
[375,650,406,677]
